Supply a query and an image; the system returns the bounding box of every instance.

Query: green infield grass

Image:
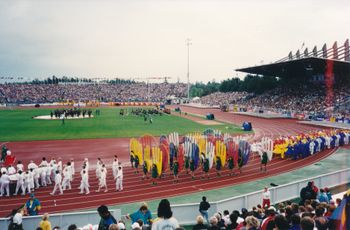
[0,107,247,141]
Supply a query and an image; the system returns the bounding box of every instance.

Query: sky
[0,0,349,83]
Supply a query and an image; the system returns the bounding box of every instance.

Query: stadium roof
[236,39,350,78]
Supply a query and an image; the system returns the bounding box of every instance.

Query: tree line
[190,75,280,97]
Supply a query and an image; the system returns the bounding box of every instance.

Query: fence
[171,168,350,225]
[0,209,121,230]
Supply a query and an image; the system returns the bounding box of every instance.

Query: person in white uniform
[16,161,24,172]
[62,168,71,190]
[0,172,10,197]
[79,170,90,194]
[28,160,38,171]
[112,155,119,180]
[116,166,123,191]
[23,171,31,194]
[96,165,108,192]
[14,171,25,195]
[50,170,63,195]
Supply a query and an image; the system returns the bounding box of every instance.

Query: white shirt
[1,167,7,174]
[263,190,271,199]
[7,166,16,175]
[16,173,24,184]
[13,213,23,224]
[152,217,179,230]
[1,174,10,184]
[16,164,24,172]
[39,160,48,167]
[27,162,38,170]
[55,173,62,184]
[116,169,123,179]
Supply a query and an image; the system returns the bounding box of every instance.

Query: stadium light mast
[186,38,192,102]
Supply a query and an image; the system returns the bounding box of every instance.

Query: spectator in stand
[273,215,289,230]
[324,187,333,201]
[318,188,329,203]
[300,216,314,230]
[199,196,211,224]
[126,203,152,226]
[244,216,260,230]
[97,205,117,230]
[67,225,78,230]
[208,216,219,230]
[289,214,301,230]
[299,182,317,205]
[11,208,24,230]
[108,224,119,230]
[192,215,207,230]
[39,213,52,230]
[152,199,179,230]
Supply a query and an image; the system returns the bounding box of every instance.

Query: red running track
[0,106,334,217]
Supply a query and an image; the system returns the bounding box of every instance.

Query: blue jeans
[200,210,209,224]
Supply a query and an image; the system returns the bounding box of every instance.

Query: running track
[0,106,336,217]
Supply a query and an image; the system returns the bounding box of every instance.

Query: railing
[0,209,121,230]
[171,168,350,225]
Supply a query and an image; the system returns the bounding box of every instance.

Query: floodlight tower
[186,38,192,102]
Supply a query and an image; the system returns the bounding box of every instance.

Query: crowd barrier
[0,209,121,230]
[171,168,350,225]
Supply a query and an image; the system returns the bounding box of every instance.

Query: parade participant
[62,167,72,190]
[64,161,73,183]
[96,158,103,179]
[70,158,75,177]
[79,170,90,194]
[16,160,24,172]
[7,164,16,175]
[0,172,10,196]
[28,160,38,171]
[227,156,234,176]
[151,163,158,185]
[49,157,56,167]
[1,144,8,162]
[173,159,179,183]
[50,170,63,195]
[34,167,41,189]
[116,166,123,191]
[25,193,41,216]
[142,161,149,180]
[184,156,190,174]
[28,168,35,191]
[96,166,108,192]
[46,164,52,185]
[57,158,63,172]
[112,155,119,180]
[202,158,210,179]
[260,151,268,172]
[39,157,49,167]
[83,158,89,171]
[39,166,47,187]
[238,150,244,173]
[130,151,135,169]
[23,171,31,194]
[134,155,140,174]
[215,156,222,177]
[14,170,25,196]
[262,187,271,208]
[190,159,195,179]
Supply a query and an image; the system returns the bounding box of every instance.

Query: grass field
[0,107,246,141]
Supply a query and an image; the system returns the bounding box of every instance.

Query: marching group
[0,155,124,197]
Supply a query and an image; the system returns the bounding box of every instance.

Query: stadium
[1,2,350,230]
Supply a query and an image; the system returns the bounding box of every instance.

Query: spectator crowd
[0,82,187,104]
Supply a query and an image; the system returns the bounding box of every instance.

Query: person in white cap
[50,170,63,195]
[79,170,90,194]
